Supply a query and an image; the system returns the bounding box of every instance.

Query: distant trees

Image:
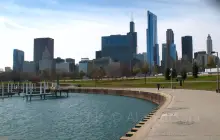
[79,71,86,79]
[171,68,177,79]
[132,64,141,79]
[90,67,106,86]
[141,62,149,84]
[192,62,199,78]
[153,65,159,76]
[207,56,216,69]
[165,68,171,80]
[181,69,187,81]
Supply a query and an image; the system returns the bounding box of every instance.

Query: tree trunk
[145,73,147,84]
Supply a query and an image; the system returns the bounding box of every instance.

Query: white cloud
[0,1,219,69]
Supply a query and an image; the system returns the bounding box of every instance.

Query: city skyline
[0,0,219,68]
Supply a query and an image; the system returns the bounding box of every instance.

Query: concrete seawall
[68,87,169,140]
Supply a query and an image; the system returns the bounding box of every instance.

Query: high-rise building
[127,20,137,55]
[162,43,166,63]
[153,44,159,66]
[207,34,213,54]
[101,20,137,66]
[13,49,24,72]
[165,29,174,68]
[95,51,102,59]
[147,11,158,70]
[182,36,193,63]
[170,43,176,61]
[34,37,54,63]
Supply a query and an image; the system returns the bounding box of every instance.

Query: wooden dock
[24,89,69,101]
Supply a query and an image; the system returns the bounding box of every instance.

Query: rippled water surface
[0,93,157,140]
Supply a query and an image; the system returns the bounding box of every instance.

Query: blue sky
[0,0,219,69]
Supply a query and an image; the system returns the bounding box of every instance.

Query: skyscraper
[207,34,213,54]
[95,50,102,59]
[101,20,137,64]
[34,38,54,63]
[162,43,166,63]
[153,44,159,66]
[182,36,193,63]
[166,29,174,68]
[128,20,137,55]
[170,43,176,61]
[13,49,24,72]
[147,11,158,70]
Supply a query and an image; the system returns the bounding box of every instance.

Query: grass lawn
[60,75,218,91]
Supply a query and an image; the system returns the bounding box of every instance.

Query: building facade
[170,43,176,61]
[78,58,93,74]
[92,57,113,73]
[194,51,206,60]
[13,49,24,72]
[182,36,193,63]
[166,29,174,69]
[55,57,65,63]
[95,51,102,59]
[153,44,159,66]
[65,58,75,64]
[5,67,12,72]
[56,62,74,73]
[23,61,36,73]
[161,43,166,67]
[34,38,54,72]
[39,45,55,72]
[101,20,137,67]
[207,34,213,54]
[134,53,147,63]
[147,11,158,70]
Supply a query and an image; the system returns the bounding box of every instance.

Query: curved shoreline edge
[68,87,172,140]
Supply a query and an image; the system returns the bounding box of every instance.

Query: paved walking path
[128,88,220,140]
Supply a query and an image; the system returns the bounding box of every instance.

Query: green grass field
[60,75,218,91]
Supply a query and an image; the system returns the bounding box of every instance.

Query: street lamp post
[211,51,219,93]
[170,68,173,89]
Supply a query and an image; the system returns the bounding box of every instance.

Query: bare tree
[141,62,149,84]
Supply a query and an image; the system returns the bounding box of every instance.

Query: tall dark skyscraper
[147,11,158,70]
[34,38,54,63]
[153,44,159,66]
[128,20,137,55]
[101,20,137,64]
[166,29,174,68]
[13,49,24,72]
[182,36,193,63]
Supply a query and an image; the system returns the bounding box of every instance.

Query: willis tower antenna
[130,12,135,33]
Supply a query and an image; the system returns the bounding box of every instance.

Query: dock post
[44,81,46,94]
[10,83,13,94]
[1,82,4,99]
[22,83,24,93]
[26,83,28,99]
[40,82,42,99]
[60,90,61,96]
[7,83,9,94]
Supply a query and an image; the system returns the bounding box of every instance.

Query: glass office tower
[182,36,193,63]
[147,11,158,70]
[170,43,176,61]
[13,49,24,72]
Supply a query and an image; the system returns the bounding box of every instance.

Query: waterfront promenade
[128,88,220,140]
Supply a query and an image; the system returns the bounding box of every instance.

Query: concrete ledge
[68,87,169,140]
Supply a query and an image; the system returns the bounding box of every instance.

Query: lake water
[0,93,157,140]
